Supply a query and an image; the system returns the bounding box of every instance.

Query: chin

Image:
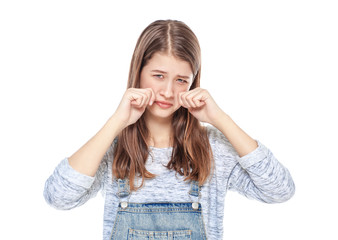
[152,111,175,120]
[146,106,178,120]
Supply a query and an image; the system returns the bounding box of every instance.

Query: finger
[193,98,206,108]
[192,93,206,108]
[129,91,145,108]
[148,88,156,105]
[129,94,143,107]
[189,89,208,108]
[137,90,148,107]
[136,88,154,107]
[126,88,138,102]
[137,88,153,107]
[179,92,190,108]
[178,92,184,107]
[185,90,199,108]
[138,91,149,108]
[142,88,154,106]
[181,89,201,108]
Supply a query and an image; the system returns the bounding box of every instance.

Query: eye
[154,74,164,79]
[177,78,188,84]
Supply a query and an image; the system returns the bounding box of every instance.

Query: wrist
[107,114,127,135]
[212,110,231,129]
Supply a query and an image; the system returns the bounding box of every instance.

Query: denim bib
[110,179,207,240]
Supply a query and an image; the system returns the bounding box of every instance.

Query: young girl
[44,19,295,240]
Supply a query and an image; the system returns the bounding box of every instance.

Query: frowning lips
[154,101,173,109]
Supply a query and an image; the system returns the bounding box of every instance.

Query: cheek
[139,77,148,88]
[173,87,188,103]
[139,71,151,88]
[176,85,190,95]
[139,75,157,90]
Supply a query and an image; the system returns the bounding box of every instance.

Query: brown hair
[113,20,213,190]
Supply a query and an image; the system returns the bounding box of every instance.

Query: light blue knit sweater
[44,125,295,239]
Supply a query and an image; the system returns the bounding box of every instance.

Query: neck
[144,112,173,148]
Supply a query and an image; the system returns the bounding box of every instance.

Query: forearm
[68,115,123,176]
[44,158,106,209]
[213,112,258,157]
[229,143,295,203]
[44,159,94,209]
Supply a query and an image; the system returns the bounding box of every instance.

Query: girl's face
[140,52,193,121]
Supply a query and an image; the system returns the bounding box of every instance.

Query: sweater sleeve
[227,141,295,203]
[207,125,295,204]
[43,154,108,210]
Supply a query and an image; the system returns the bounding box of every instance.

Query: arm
[68,88,155,176]
[179,88,295,202]
[44,88,155,208]
[68,115,123,177]
[213,113,257,157]
[179,88,257,157]
[228,141,295,203]
[43,156,108,210]
[208,126,295,204]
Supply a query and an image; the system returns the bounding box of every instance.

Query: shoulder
[204,124,238,158]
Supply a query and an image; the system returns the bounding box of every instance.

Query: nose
[160,80,174,99]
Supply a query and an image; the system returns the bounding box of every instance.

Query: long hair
[113,20,213,190]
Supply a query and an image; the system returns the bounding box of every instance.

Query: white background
[1,0,337,239]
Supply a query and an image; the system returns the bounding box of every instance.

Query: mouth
[154,101,173,109]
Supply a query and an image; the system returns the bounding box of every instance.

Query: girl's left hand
[178,87,224,125]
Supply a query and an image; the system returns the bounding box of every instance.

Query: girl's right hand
[113,88,155,130]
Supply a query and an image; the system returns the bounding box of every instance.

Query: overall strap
[188,180,201,197]
[188,180,201,210]
[116,179,130,199]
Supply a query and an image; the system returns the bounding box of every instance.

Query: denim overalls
[110,179,207,240]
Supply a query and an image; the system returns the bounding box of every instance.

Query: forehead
[143,52,193,77]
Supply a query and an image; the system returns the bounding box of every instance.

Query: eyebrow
[151,70,190,79]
